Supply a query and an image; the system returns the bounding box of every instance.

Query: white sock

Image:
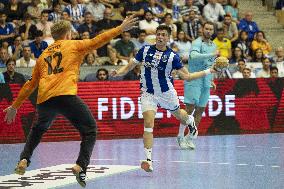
[178,123,187,137]
[144,148,152,161]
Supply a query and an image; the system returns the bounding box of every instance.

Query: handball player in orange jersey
[3,16,137,187]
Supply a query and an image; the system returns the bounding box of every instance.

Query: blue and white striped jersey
[133,45,183,94]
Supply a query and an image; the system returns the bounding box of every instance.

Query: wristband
[204,69,211,75]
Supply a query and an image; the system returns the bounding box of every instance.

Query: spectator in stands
[82,52,99,66]
[144,0,165,22]
[16,46,36,67]
[139,10,159,45]
[121,0,145,18]
[270,67,279,78]
[49,1,63,22]
[27,0,43,20]
[232,59,255,78]
[0,11,16,46]
[19,13,38,43]
[251,48,264,62]
[276,0,284,10]
[180,0,201,17]
[61,10,78,33]
[251,31,272,56]
[0,72,4,83]
[203,0,225,28]
[132,29,149,52]
[0,48,9,67]
[29,30,48,59]
[161,13,177,42]
[4,0,25,23]
[182,10,202,42]
[172,30,191,63]
[229,47,245,64]
[224,0,239,22]
[64,0,86,30]
[36,10,54,45]
[222,14,238,43]
[257,57,271,78]
[77,11,99,38]
[84,68,109,81]
[274,46,284,62]
[8,35,23,60]
[86,0,105,22]
[2,58,25,83]
[97,7,122,32]
[213,27,232,58]
[234,30,251,61]
[114,31,135,65]
[242,67,252,79]
[238,11,259,41]
[123,64,140,80]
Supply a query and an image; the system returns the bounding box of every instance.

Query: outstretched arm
[3,63,40,124]
[111,59,139,77]
[177,67,214,81]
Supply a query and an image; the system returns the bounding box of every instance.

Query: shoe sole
[141,161,153,172]
[15,166,26,175]
[72,167,86,188]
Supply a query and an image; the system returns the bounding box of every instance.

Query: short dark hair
[6,58,16,66]
[156,25,171,36]
[96,68,109,80]
[270,67,278,72]
[138,29,146,35]
[203,21,215,28]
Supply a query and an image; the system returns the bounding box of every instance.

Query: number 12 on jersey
[44,52,64,75]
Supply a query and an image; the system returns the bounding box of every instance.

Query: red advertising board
[0,78,283,143]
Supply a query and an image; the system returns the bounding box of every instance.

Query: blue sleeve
[172,54,183,70]
[190,40,215,60]
[134,46,145,62]
[8,24,15,34]
[237,19,246,30]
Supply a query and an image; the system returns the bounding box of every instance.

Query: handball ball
[214,56,229,72]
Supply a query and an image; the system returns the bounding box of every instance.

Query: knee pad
[144,127,153,133]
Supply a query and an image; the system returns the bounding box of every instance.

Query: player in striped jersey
[112,25,216,172]
[3,16,138,187]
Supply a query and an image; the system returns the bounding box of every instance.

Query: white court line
[170,161,189,163]
[236,146,247,148]
[90,159,117,161]
[217,162,230,165]
[255,164,264,167]
[196,161,211,164]
[237,163,248,166]
[271,147,281,149]
[271,165,280,168]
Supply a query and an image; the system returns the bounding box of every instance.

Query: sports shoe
[141,160,153,172]
[176,136,188,149]
[187,115,198,139]
[72,165,86,188]
[185,135,196,149]
[15,159,28,175]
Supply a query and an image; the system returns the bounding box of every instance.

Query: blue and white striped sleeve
[133,46,145,64]
[172,54,183,70]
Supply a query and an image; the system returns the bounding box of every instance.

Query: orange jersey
[12,26,122,109]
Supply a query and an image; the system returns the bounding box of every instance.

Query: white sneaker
[176,136,188,149]
[187,115,198,139]
[185,135,196,149]
[141,160,153,172]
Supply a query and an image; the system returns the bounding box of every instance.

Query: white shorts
[141,90,180,113]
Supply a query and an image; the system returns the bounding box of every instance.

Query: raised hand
[120,15,139,32]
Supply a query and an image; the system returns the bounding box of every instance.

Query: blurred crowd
[0,0,283,83]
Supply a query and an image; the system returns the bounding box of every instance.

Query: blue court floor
[0,133,283,189]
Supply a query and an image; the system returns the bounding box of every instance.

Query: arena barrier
[0,78,284,143]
